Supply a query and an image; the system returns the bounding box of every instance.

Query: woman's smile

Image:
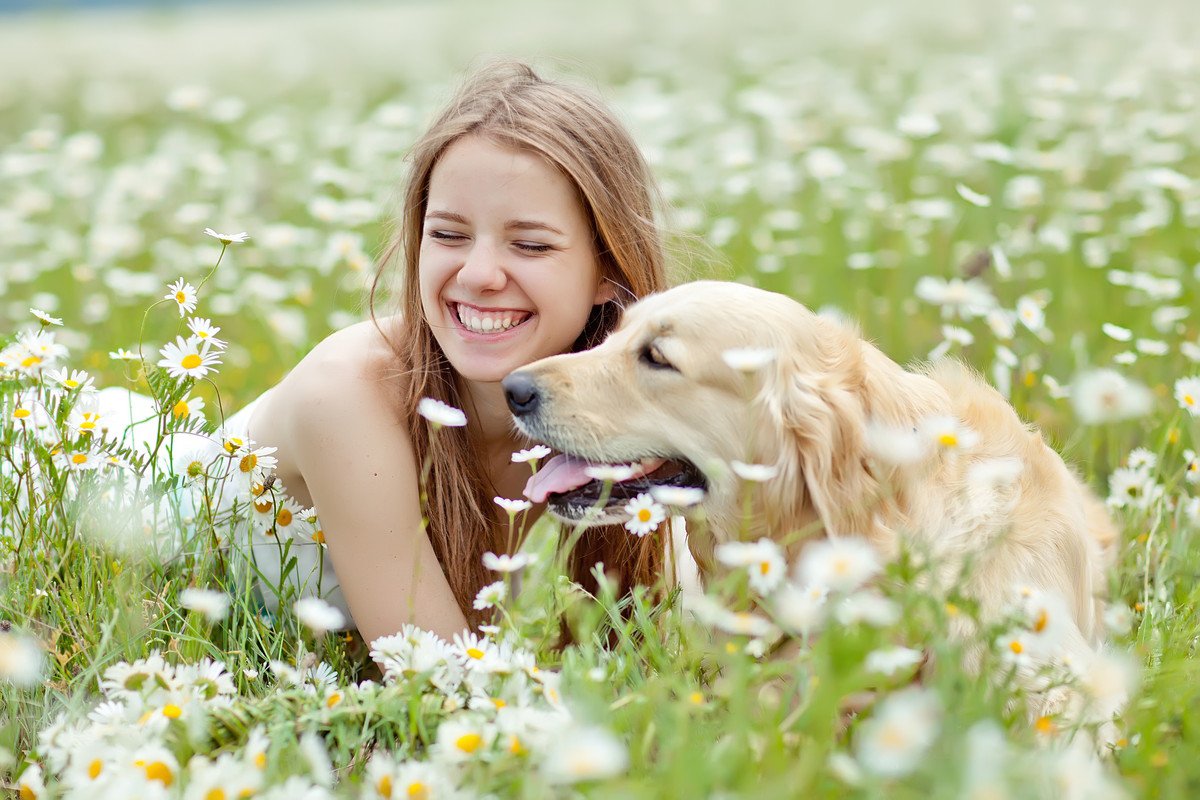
[446,300,537,341]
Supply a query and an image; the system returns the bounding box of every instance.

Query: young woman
[227,62,673,645]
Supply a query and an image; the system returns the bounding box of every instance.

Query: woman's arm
[280,340,469,645]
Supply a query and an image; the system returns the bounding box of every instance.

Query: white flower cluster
[17,627,630,798]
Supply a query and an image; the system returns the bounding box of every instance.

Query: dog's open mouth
[523,454,707,522]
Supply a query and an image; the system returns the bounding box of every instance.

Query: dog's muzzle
[502,371,540,417]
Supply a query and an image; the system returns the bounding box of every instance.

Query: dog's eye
[640,343,677,372]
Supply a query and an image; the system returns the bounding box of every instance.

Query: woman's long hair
[370,61,671,628]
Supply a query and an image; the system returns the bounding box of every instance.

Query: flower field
[3,0,1200,796]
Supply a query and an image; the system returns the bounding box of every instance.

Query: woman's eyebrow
[425,210,565,237]
[505,219,565,236]
[425,210,468,224]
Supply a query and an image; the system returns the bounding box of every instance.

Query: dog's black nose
[502,372,540,416]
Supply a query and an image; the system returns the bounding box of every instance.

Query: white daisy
[417,397,467,427]
[45,367,95,395]
[433,716,495,763]
[179,588,231,622]
[853,687,941,777]
[164,277,198,317]
[623,492,667,537]
[187,317,227,349]
[294,598,346,635]
[30,307,62,326]
[1126,448,1157,471]
[542,725,629,784]
[772,582,829,634]
[584,463,637,481]
[1016,295,1045,333]
[864,646,924,676]
[1175,376,1200,416]
[721,347,777,371]
[157,336,222,380]
[1183,450,1199,484]
[954,182,991,207]
[494,496,533,514]
[0,631,46,686]
[59,449,102,471]
[1101,322,1133,342]
[919,415,980,454]
[482,551,537,572]
[649,485,706,507]
[169,394,206,421]
[1070,368,1154,424]
[473,580,507,610]
[797,538,881,594]
[204,227,250,244]
[730,460,779,482]
[109,347,140,361]
[512,444,552,463]
[715,538,787,595]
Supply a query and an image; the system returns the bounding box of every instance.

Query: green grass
[3,0,1200,796]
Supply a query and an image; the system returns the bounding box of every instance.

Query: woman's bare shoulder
[270,316,408,427]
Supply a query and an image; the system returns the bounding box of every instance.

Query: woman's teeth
[455,304,530,334]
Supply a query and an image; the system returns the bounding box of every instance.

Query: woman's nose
[456,241,508,293]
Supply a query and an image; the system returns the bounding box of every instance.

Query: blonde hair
[371,61,670,627]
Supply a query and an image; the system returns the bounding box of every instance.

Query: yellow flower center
[688,691,704,705]
[206,790,227,800]
[254,500,273,514]
[88,759,103,779]
[175,291,187,303]
[64,379,79,388]
[254,752,267,770]
[1033,609,1048,633]
[406,781,429,800]
[240,454,257,473]
[1009,639,1024,655]
[326,692,342,708]
[759,561,771,575]
[144,761,174,786]
[466,647,485,660]
[1035,715,1056,735]
[172,400,189,418]
[314,530,326,544]
[162,703,183,719]
[376,775,393,798]
[224,437,244,453]
[508,735,527,756]
[21,355,42,367]
[491,697,507,708]
[637,508,652,522]
[455,732,483,753]
[14,408,31,419]
[181,354,202,369]
[1186,394,1196,406]
[832,558,849,575]
[276,508,293,527]
[19,785,37,800]
[938,432,958,447]
[71,454,88,465]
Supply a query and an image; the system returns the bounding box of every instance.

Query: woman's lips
[448,302,535,340]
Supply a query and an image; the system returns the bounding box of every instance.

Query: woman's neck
[458,377,526,455]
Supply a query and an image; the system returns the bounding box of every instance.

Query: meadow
[2,0,1200,796]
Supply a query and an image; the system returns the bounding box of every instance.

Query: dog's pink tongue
[524,455,595,503]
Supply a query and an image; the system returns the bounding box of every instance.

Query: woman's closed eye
[427,229,468,244]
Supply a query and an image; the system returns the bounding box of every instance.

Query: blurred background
[1,0,1197,441]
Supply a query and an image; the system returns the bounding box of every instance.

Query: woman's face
[419,134,613,384]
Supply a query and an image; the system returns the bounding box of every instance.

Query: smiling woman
[234,60,674,643]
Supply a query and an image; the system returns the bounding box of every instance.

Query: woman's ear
[593,278,619,305]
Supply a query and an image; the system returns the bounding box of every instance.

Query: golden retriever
[504,281,1118,702]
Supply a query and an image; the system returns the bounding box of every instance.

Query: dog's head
[504,281,926,547]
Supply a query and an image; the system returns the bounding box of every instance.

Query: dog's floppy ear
[758,318,882,541]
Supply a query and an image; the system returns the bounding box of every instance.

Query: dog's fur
[510,281,1117,659]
